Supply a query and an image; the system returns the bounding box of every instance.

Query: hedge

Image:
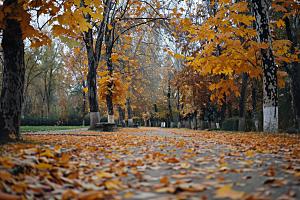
[21,115,90,126]
[222,118,255,132]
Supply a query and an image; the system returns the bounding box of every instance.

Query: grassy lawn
[20,126,89,133]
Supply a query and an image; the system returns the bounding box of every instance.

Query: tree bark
[238,72,248,131]
[200,107,206,130]
[167,78,173,128]
[252,78,259,131]
[85,28,100,129]
[284,15,300,130]
[177,89,181,128]
[82,80,86,126]
[84,0,110,129]
[0,10,25,141]
[126,98,133,127]
[105,25,114,123]
[46,66,53,118]
[118,106,125,126]
[193,110,197,130]
[252,0,278,133]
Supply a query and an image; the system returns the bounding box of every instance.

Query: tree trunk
[284,15,300,130]
[200,107,206,130]
[85,28,100,129]
[177,89,181,128]
[252,78,259,131]
[188,114,191,129]
[167,78,173,128]
[105,12,115,123]
[0,13,25,141]
[21,84,29,118]
[238,72,248,132]
[126,98,133,127]
[118,106,125,126]
[252,0,278,133]
[46,67,53,119]
[82,80,86,126]
[83,0,109,129]
[193,110,197,130]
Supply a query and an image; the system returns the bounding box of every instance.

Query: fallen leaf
[180,161,191,169]
[246,192,271,200]
[294,172,300,178]
[0,191,23,200]
[154,186,176,193]
[62,189,77,200]
[276,193,297,200]
[35,163,53,170]
[215,184,248,199]
[124,191,134,198]
[0,156,15,169]
[160,175,170,185]
[77,190,106,200]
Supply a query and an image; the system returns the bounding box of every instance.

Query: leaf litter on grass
[0,127,300,200]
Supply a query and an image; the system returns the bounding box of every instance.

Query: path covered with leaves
[0,127,300,200]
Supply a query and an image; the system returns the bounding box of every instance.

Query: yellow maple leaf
[40,149,55,158]
[215,184,248,199]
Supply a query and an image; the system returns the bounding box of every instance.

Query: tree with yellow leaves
[0,0,103,141]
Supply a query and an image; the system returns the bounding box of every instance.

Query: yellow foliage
[97,71,128,105]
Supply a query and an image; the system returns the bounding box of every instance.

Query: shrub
[197,121,209,129]
[222,118,239,131]
[21,117,57,126]
[21,115,90,126]
[285,126,299,134]
[245,119,255,132]
[222,118,255,132]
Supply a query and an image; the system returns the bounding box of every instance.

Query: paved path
[20,127,300,199]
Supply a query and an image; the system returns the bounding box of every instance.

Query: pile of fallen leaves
[0,127,300,200]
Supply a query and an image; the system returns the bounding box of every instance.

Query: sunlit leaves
[0,0,104,48]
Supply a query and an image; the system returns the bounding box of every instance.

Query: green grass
[20,126,89,133]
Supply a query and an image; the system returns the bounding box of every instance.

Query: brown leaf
[160,175,170,185]
[0,191,23,200]
[242,176,252,180]
[77,190,106,200]
[154,186,176,193]
[276,193,297,200]
[246,192,271,200]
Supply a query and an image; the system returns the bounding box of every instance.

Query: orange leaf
[180,161,191,169]
[215,184,248,199]
[0,156,14,169]
[160,175,170,185]
[294,172,300,178]
[246,151,254,157]
[123,192,134,198]
[40,149,55,158]
[62,189,77,200]
[35,163,53,170]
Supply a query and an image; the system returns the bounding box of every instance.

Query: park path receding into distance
[14,127,300,199]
